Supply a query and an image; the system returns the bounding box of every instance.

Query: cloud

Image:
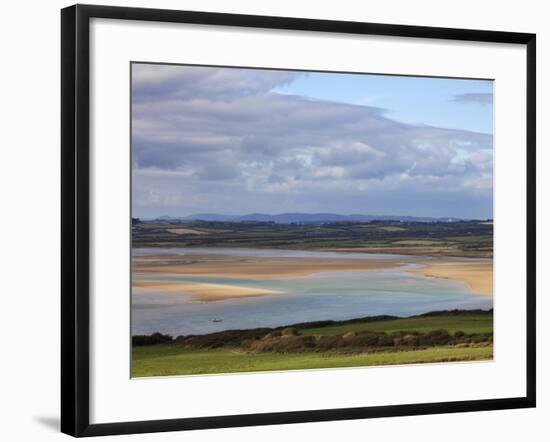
[451,92,493,104]
[267,174,287,184]
[132,63,298,102]
[132,64,493,219]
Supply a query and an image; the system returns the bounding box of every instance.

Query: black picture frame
[61,4,536,437]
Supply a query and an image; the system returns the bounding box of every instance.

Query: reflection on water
[132,249,493,336]
[132,246,407,260]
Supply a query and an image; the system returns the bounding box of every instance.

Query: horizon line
[133,212,493,220]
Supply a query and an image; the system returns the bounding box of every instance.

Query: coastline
[407,259,493,296]
[133,252,493,301]
[133,279,284,302]
[133,253,408,301]
[133,254,407,278]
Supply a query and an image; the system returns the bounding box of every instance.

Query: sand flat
[165,228,208,235]
[132,252,492,300]
[133,254,406,302]
[133,279,285,302]
[133,255,406,278]
[330,246,492,258]
[408,260,493,296]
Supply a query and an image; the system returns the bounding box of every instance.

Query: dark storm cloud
[132,64,493,219]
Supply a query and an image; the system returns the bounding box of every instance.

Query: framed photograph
[61,4,536,437]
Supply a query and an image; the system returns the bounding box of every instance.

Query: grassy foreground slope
[132,310,493,377]
[132,345,492,377]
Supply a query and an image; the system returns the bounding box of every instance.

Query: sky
[132,63,494,219]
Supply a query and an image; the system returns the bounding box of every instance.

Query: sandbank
[133,279,285,302]
[408,260,493,296]
[133,254,406,278]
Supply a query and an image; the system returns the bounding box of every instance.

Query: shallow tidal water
[131,248,493,336]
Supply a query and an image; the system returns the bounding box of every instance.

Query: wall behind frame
[0,1,546,441]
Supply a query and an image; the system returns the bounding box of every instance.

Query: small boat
[212,319,223,323]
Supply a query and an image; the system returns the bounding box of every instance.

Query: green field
[300,313,493,336]
[132,345,492,377]
[132,311,493,377]
[132,219,493,258]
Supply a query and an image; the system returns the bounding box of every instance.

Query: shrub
[402,334,420,346]
[250,335,316,352]
[376,335,394,347]
[174,328,271,349]
[135,325,493,353]
[317,336,342,350]
[281,327,299,337]
[132,332,173,346]
[419,329,451,346]
[262,331,282,340]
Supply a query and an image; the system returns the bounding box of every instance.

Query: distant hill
[153,213,465,224]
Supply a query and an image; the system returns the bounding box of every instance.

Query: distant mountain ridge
[154,213,465,224]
